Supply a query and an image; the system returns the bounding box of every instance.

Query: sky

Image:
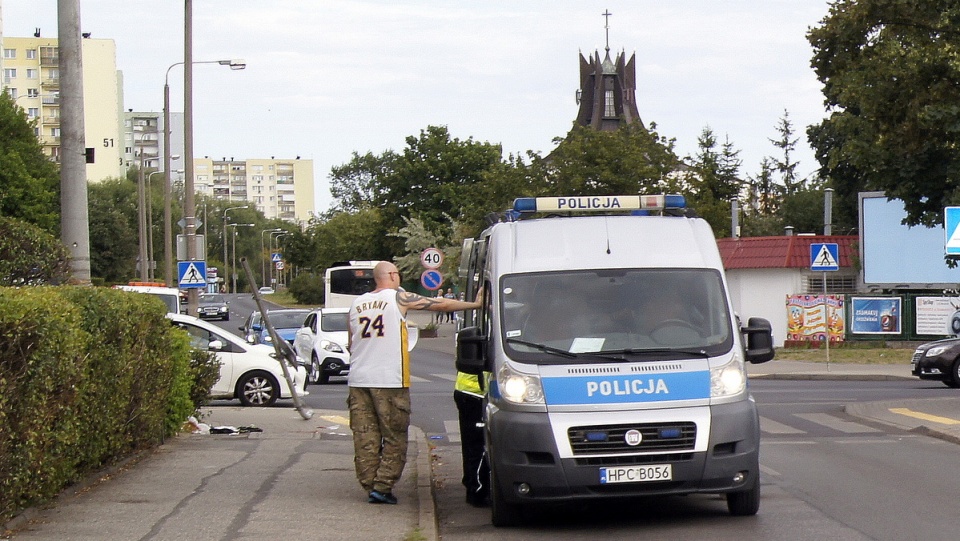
[3,0,833,212]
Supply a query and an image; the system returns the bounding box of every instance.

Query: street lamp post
[272,232,288,289]
[229,223,255,294]
[222,205,248,293]
[261,228,282,287]
[134,128,153,281]
[146,171,167,280]
[164,53,246,288]
[268,231,286,289]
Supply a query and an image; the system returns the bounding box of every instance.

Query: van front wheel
[726,475,760,516]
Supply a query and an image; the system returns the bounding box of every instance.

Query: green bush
[0,286,199,523]
[188,348,222,408]
[0,216,70,286]
[288,272,325,305]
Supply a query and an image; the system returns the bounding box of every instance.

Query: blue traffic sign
[420,269,443,291]
[178,261,207,288]
[946,207,960,256]
[810,243,839,272]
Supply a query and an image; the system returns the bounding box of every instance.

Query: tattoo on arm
[398,291,441,310]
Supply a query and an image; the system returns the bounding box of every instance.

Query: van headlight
[498,363,543,405]
[711,355,746,397]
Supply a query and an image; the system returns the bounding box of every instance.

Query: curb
[412,426,438,541]
[749,373,913,381]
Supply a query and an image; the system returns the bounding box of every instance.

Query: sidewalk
[5,319,960,540]
[2,407,435,541]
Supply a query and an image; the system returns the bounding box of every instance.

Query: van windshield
[500,269,733,362]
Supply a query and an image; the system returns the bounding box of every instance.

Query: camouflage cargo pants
[347,386,411,493]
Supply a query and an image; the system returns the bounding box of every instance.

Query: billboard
[859,192,960,288]
[785,294,845,342]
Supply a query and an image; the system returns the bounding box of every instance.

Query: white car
[294,308,351,384]
[167,313,308,406]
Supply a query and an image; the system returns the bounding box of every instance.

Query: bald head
[373,261,401,289]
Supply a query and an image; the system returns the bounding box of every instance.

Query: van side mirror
[456,326,488,375]
[741,317,775,364]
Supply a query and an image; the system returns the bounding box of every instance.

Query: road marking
[794,413,882,433]
[760,416,805,434]
[444,420,461,443]
[889,408,960,425]
[409,375,431,383]
[320,414,350,426]
[431,373,457,382]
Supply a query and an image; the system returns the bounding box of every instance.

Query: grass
[777,343,915,365]
[260,290,316,309]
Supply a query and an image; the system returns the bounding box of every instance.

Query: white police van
[455,194,775,527]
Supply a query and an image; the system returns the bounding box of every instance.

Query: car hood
[918,337,960,351]
[260,327,300,342]
[319,330,349,346]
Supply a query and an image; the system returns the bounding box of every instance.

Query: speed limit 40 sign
[420,248,444,269]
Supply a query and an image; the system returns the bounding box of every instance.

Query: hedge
[0,286,197,523]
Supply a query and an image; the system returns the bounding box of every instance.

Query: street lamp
[272,232,288,289]
[134,127,157,281]
[261,228,282,287]
[222,205,248,293]
[228,223,255,294]
[164,55,246,288]
[146,170,167,280]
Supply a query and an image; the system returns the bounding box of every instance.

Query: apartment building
[2,36,124,181]
[193,157,315,223]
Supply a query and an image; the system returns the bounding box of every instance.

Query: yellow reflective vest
[454,370,483,398]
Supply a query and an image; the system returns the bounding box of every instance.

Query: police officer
[454,370,489,506]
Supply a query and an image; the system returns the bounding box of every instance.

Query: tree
[683,127,743,236]
[328,150,397,214]
[0,93,60,233]
[327,125,508,255]
[87,177,138,283]
[808,0,960,227]
[544,123,681,196]
[770,110,802,195]
[285,208,390,273]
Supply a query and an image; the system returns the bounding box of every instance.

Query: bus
[324,261,378,308]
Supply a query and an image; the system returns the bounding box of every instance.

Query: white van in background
[115,283,184,315]
[455,195,775,526]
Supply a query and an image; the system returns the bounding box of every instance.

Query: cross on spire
[602,9,613,53]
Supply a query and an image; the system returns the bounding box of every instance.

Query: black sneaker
[369,490,398,504]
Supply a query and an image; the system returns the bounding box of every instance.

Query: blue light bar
[512,195,686,213]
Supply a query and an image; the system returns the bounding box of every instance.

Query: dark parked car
[198,293,230,321]
[911,337,960,387]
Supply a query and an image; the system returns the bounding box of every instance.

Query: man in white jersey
[347,260,482,504]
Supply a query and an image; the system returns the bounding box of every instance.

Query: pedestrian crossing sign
[178,261,207,288]
[810,243,839,272]
[945,207,960,256]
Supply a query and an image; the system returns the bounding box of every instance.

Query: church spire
[603,9,612,55]
[572,9,644,132]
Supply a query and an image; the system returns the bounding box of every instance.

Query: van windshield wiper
[597,347,710,359]
[505,337,577,358]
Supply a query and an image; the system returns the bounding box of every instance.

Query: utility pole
[58,0,91,283]
[184,0,198,315]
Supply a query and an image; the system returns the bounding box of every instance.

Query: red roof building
[716,235,858,270]
[715,235,859,348]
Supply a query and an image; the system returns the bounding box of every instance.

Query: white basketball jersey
[347,288,410,388]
